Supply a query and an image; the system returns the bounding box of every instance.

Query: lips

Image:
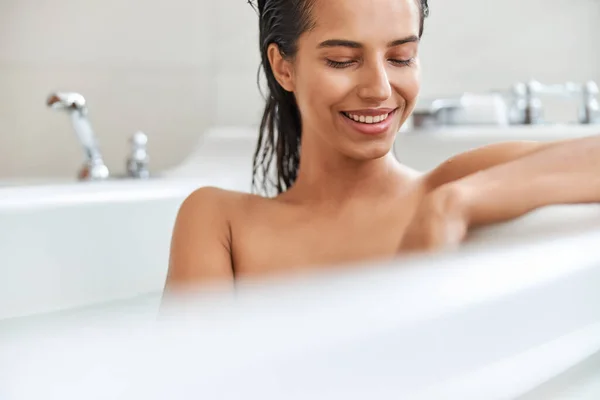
[341,108,397,124]
[343,108,397,116]
[340,107,399,135]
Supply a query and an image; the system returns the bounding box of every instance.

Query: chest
[231,201,418,277]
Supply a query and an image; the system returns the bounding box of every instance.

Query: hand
[398,184,470,254]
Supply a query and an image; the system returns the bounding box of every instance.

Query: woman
[165,0,600,289]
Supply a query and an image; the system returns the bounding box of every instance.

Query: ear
[267,43,295,92]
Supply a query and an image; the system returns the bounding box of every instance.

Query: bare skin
[165,140,555,288]
[165,0,600,290]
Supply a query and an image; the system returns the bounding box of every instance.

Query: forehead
[306,0,420,42]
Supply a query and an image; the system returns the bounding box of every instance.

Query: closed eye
[389,58,414,67]
[326,59,356,69]
[326,58,415,69]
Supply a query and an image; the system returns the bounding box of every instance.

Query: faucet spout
[47,92,109,180]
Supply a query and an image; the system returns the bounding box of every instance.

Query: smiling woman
[164,0,600,290]
[252,0,428,194]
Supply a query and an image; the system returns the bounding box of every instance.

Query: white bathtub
[2,125,600,399]
[394,124,600,172]
[0,177,253,322]
[164,124,600,177]
[2,227,600,400]
[1,180,598,327]
[2,124,600,323]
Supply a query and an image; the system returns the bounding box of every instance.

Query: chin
[347,141,393,161]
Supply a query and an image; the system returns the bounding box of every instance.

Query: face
[270,0,422,161]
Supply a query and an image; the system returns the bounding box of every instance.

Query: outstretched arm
[456,134,600,227]
[399,134,600,252]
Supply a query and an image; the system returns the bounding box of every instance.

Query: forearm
[456,134,600,227]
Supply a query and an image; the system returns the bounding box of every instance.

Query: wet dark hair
[250,0,429,195]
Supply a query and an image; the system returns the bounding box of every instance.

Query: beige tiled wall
[419,0,600,96]
[0,0,598,179]
[0,0,219,178]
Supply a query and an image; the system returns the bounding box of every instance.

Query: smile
[340,108,399,136]
[342,111,390,124]
[341,108,398,125]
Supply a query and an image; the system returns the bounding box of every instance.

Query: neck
[282,143,407,205]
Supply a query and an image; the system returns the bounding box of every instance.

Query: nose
[357,60,392,103]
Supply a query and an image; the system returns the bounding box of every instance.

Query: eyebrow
[317,35,419,49]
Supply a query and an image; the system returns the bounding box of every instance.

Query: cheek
[392,68,421,104]
[295,65,353,117]
[293,62,421,121]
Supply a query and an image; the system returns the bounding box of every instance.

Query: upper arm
[424,140,557,190]
[164,187,234,292]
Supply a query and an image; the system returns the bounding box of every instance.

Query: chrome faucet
[47,92,151,181]
[509,80,551,125]
[509,80,600,126]
[411,98,466,128]
[522,80,545,125]
[126,131,150,179]
[47,92,109,180]
[579,81,600,125]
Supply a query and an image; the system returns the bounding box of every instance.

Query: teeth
[345,112,390,124]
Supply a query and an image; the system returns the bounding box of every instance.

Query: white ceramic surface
[2,125,600,399]
[2,228,600,399]
[164,125,600,178]
[0,177,250,321]
[3,125,600,323]
[394,124,600,172]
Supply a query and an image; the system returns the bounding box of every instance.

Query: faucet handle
[126,131,150,179]
[579,81,600,125]
[130,131,149,148]
[508,81,544,125]
[509,80,584,125]
[584,81,599,94]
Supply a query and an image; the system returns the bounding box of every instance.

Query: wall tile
[215,69,265,127]
[0,0,599,178]
[0,0,215,69]
[214,0,261,73]
[0,65,215,178]
[419,0,600,97]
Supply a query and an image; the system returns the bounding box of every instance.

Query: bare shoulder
[178,186,266,219]
[173,186,245,236]
[424,140,551,190]
[164,186,251,290]
[178,186,242,215]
